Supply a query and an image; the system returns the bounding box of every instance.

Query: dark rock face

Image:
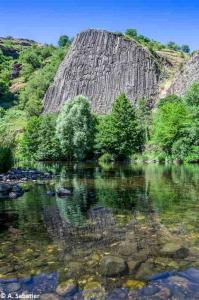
[44,29,161,114]
[0,44,19,59]
[10,63,22,79]
[168,52,199,96]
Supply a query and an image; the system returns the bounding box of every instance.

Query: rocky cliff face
[44,29,161,114]
[168,52,199,96]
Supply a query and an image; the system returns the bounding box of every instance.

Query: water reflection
[0,162,199,292]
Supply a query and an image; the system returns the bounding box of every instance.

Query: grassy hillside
[0,36,70,148]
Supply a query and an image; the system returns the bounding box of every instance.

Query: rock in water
[56,188,71,197]
[44,29,161,114]
[100,255,127,276]
[160,242,189,259]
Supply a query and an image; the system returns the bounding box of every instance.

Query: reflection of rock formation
[42,205,119,253]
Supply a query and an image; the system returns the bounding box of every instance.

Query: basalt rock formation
[168,52,199,96]
[44,29,161,114]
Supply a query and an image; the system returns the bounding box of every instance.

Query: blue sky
[1,0,199,49]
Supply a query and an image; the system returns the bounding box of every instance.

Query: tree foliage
[151,83,199,162]
[58,35,70,47]
[96,93,143,160]
[21,114,62,161]
[151,100,187,154]
[56,96,95,161]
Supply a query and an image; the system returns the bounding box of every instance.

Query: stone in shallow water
[83,281,105,300]
[123,279,145,289]
[0,266,14,275]
[56,188,71,197]
[141,284,160,296]
[9,192,18,199]
[100,256,127,276]
[160,242,189,259]
[56,279,78,296]
[127,260,140,274]
[7,282,21,292]
[106,288,128,300]
[40,293,60,300]
[68,262,84,276]
[118,241,137,257]
[0,183,11,192]
[135,261,154,280]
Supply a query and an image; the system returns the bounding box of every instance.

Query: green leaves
[151,83,199,161]
[96,93,144,160]
[152,101,187,154]
[56,96,95,161]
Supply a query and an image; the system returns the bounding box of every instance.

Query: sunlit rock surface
[168,52,199,96]
[44,29,161,114]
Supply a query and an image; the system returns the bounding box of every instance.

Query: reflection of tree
[95,165,151,213]
[56,177,97,226]
[145,164,199,232]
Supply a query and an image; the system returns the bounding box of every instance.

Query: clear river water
[1,162,199,297]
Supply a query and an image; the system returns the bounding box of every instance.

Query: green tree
[158,94,182,108]
[36,115,63,160]
[58,35,70,47]
[184,82,199,106]
[181,45,190,54]
[95,114,115,155]
[0,147,13,172]
[167,41,181,51]
[56,95,95,161]
[125,29,137,38]
[151,100,188,154]
[21,116,41,159]
[183,83,199,148]
[136,98,151,143]
[96,93,143,160]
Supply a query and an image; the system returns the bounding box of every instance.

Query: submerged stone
[127,260,140,274]
[123,279,145,289]
[7,282,21,292]
[160,242,189,259]
[56,279,78,296]
[0,183,11,192]
[135,261,154,280]
[56,187,71,197]
[100,256,127,276]
[40,293,60,300]
[118,241,137,256]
